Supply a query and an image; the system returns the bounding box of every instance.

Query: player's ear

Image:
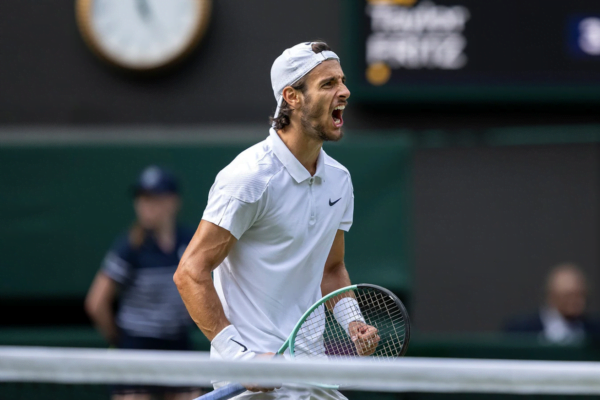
[282,86,301,110]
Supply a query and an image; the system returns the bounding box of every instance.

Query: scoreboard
[344,0,600,103]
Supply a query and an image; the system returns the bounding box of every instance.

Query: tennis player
[174,42,378,399]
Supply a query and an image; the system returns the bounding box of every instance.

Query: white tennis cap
[271,42,340,120]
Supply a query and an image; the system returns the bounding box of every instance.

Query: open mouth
[332,105,345,128]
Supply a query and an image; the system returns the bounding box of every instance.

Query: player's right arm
[174,219,235,341]
[175,221,277,393]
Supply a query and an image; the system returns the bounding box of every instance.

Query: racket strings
[359,289,405,361]
[292,287,407,361]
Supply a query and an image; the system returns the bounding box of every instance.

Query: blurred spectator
[504,263,600,344]
[85,165,201,399]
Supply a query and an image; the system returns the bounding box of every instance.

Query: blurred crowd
[504,263,600,344]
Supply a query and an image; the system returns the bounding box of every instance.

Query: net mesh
[3,346,600,398]
[292,286,408,360]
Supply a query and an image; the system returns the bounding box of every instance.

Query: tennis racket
[197,283,410,400]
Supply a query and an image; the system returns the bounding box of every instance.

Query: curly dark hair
[270,42,333,130]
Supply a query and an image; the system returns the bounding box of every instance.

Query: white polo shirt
[202,128,354,355]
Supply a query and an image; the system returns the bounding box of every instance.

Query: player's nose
[338,82,350,100]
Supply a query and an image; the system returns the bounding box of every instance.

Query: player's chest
[257,177,348,236]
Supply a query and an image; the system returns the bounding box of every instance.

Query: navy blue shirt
[102,225,194,340]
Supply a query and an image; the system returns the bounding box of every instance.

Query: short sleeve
[202,188,261,240]
[101,235,134,285]
[339,192,354,232]
[339,180,354,232]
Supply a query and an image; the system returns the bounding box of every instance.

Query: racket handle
[195,383,246,400]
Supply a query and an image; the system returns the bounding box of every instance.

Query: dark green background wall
[0,135,413,301]
[4,124,600,333]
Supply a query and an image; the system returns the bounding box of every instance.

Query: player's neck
[277,125,322,176]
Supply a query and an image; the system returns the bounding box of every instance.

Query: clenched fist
[349,321,380,356]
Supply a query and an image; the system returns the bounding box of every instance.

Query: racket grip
[196,383,246,400]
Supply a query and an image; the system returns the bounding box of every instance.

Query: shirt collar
[269,128,326,183]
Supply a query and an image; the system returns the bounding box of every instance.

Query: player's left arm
[321,229,380,355]
[321,229,351,297]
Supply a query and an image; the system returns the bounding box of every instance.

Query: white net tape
[2,346,600,395]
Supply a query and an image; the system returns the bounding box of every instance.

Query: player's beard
[299,93,343,143]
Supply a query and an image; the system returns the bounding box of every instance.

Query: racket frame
[282,283,410,358]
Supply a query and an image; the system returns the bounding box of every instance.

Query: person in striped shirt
[86,165,201,400]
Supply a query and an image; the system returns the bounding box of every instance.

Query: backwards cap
[271,42,340,121]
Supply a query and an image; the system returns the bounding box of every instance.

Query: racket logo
[329,198,342,206]
[230,339,248,352]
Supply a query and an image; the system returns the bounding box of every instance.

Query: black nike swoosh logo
[329,198,342,206]
[230,339,247,352]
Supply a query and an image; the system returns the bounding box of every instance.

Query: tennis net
[2,346,600,399]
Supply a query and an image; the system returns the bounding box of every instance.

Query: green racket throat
[276,285,358,390]
[277,285,358,357]
[276,285,358,355]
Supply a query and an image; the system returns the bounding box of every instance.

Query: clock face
[77,0,211,71]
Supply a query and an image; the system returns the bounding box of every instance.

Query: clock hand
[136,0,152,22]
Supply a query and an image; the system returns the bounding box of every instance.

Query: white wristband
[211,325,256,360]
[333,297,365,335]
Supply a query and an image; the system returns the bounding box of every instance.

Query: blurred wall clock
[76,0,211,72]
